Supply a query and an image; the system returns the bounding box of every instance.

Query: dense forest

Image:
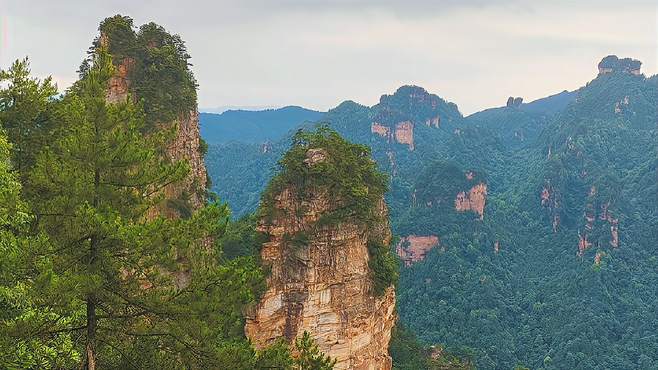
[0,15,350,370]
[200,107,323,145]
[204,60,658,369]
[3,10,657,370]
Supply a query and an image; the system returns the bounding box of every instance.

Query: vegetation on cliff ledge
[83,15,198,126]
[261,126,398,296]
[0,16,336,370]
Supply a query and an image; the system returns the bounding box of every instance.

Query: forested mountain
[0,15,344,370]
[200,106,324,144]
[204,57,658,369]
[2,9,656,370]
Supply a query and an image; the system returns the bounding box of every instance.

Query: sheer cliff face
[396,235,440,266]
[162,110,207,212]
[105,51,207,218]
[245,151,396,370]
[455,183,487,219]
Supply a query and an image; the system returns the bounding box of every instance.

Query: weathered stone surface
[394,121,414,151]
[425,116,440,127]
[164,110,208,211]
[104,48,207,220]
[103,36,208,288]
[396,235,439,266]
[598,55,641,75]
[371,122,391,139]
[245,183,396,370]
[506,96,523,108]
[106,57,135,104]
[455,183,487,219]
[304,148,328,166]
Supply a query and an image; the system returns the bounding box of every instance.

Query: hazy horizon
[3,0,657,114]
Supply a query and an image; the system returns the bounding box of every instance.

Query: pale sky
[2,0,656,115]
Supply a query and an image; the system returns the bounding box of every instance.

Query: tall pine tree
[26,47,225,369]
[0,58,57,181]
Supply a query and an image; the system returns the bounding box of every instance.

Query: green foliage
[96,15,137,60]
[254,340,294,369]
[198,137,208,156]
[390,324,474,370]
[0,129,80,368]
[262,125,389,227]
[87,15,198,128]
[260,126,395,296]
[217,213,267,260]
[204,71,658,370]
[0,16,303,370]
[0,58,57,180]
[0,47,264,369]
[294,331,336,370]
[390,324,429,369]
[368,241,399,296]
[133,21,198,124]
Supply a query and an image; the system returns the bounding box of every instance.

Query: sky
[1,0,657,115]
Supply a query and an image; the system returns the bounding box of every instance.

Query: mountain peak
[598,55,641,76]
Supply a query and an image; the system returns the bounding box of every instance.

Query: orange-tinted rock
[396,235,440,266]
[594,251,603,265]
[371,122,391,139]
[394,121,414,150]
[102,34,209,288]
[106,57,135,104]
[578,232,591,256]
[455,183,487,219]
[541,187,551,206]
[245,178,396,370]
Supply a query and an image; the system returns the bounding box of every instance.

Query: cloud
[2,0,656,114]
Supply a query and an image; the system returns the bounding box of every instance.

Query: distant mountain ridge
[200,106,324,144]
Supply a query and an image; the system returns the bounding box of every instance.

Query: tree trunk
[85,292,97,370]
[85,166,101,370]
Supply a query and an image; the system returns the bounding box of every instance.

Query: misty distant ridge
[199,89,577,146]
[200,106,324,144]
[199,105,278,114]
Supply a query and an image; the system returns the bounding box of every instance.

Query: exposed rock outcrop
[598,55,641,75]
[245,148,396,370]
[371,122,392,139]
[106,57,135,104]
[101,25,208,288]
[396,235,440,266]
[541,183,561,232]
[394,121,414,150]
[506,96,523,108]
[455,183,487,219]
[371,121,415,150]
[425,115,440,127]
[103,34,208,219]
[163,110,208,211]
